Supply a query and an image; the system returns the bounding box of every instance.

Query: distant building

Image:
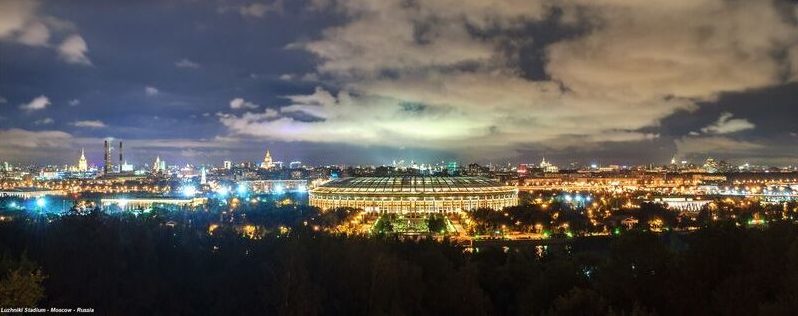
[540,157,559,173]
[703,158,719,173]
[153,156,166,173]
[260,149,274,169]
[465,163,490,177]
[240,179,307,193]
[223,160,232,169]
[120,161,134,172]
[103,139,113,175]
[101,197,207,211]
[78,148,88,171]
[0,188,66,199]
[446,161,459,175]
[289,161,302,169]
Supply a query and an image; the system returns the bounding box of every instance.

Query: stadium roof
[314,176,511,193]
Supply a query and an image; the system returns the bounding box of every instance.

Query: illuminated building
[540,156,559,173]
[260,149,273,169]
[121,162,134,172]
[103,139,113,175]
[289,161,302,169]
[0,188,66,199]
[118,141,124,172]
[101,197,207,211]
[224,160,232,169]
[309,176,518,213]
[238,180,307,193]
[78,148,88,172]
[703,158,719,173]
[653,197,711,213]
[153,156,166,173]
[446,161,458,175]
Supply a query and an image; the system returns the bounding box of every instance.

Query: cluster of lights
[562,193,592,203]
[215,186,230,197]
[236,184,248,196]
[180,185,198,197]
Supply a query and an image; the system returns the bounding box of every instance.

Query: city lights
[215,186,230,197]
[236,184,248,196]
[2,1,797,313]
[180,185,198,197]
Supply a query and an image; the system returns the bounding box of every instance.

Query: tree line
[0,207,797,314]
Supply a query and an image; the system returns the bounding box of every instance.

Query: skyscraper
[223,160,232,170]
[103,140,113,175]
[78,148,88,172]
[153,156,165,173]
[260,149,273,169]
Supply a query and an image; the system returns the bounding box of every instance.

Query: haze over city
[1,0,797,166]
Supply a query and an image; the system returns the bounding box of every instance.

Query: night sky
[1,0,797,166]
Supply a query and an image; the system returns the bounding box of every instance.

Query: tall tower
[103,139,113,175]
[118,141,123,166]
[153,156,162,172]
[78,148,88,171]
[260,149,273,169]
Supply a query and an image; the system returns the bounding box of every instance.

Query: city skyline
[1,0,797,165]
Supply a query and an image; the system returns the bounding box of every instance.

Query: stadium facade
[309,176,517,213]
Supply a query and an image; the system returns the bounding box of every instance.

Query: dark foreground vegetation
[1,211,798,315]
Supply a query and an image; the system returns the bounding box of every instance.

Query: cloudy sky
[1,0,797,167]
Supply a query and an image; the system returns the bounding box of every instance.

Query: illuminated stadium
[309,176,518,213]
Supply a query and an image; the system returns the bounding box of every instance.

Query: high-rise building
[78,148,88,171]
[200,167,207,184]
[103,140,113,175]
[153,155,165,173]
[260,149,274,169]
[223,160,232,169]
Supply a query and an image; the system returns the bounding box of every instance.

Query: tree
[0,256,45,307]
[428,214,446,233]
[546,287,608,316]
